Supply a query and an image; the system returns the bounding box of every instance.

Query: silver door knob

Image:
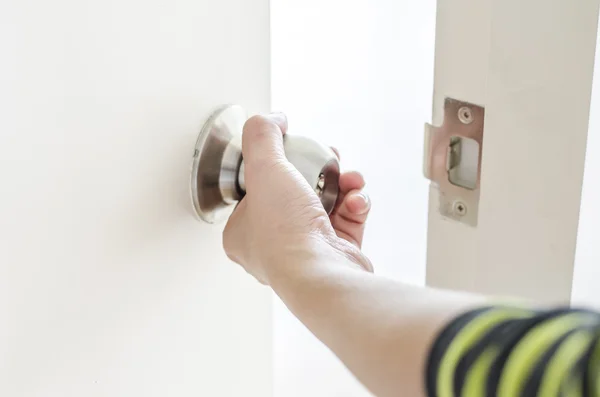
[190,105,340,223]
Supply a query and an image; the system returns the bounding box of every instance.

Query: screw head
[453,201,467,216]
[458,107,474,125]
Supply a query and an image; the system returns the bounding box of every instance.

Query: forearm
[268,247,486,397]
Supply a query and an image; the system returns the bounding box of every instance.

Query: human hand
[222,112,373,285]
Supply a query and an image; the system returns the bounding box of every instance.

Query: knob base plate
[190,105,246,223]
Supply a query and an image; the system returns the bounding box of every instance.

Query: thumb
[242,113,288,167]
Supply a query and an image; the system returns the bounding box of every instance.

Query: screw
[453,201,467,216]
[458,107,473,125]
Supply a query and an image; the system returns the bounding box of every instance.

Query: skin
[223,113,488,397]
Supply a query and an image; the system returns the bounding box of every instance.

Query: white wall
[271,1,436,395]
[572,26,600,309]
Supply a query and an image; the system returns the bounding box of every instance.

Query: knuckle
[243,115,278,140]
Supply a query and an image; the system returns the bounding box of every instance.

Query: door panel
[426,0,599,303]
[0,1,271,396]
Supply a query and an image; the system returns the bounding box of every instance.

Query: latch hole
[446,136,479,190]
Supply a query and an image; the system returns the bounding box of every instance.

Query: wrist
[265,235,370,291]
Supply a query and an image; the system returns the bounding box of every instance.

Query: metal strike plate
[424,98,485,227]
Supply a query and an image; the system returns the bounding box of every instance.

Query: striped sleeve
[425,305,600,397]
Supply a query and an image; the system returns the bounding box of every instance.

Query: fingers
[331,186,371,247]
[242,113,288,166]
[331,171,369,247]
[266,112,288,134]
[343,191,371,222]
[338,171,364,193]
[334,189,371,223]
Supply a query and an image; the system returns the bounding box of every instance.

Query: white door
[0,1,271,396]
[425,0,600,304]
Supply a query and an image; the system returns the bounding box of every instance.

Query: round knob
[190,105,340,223]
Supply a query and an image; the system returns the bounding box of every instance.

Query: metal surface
[458,106,474,125]
[190,105,246,223]
[191,105,340,223]
[424,98,485,226]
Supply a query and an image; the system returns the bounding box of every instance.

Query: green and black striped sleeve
[426,305,600,397]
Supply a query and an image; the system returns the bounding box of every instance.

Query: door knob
[190,105,340,223]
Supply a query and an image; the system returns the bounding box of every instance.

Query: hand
[223,112,373,285]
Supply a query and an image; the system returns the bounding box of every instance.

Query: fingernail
[351,192,370,214]
[359,192,370,207]
[268,112,286,120]
[264,113,285,127]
